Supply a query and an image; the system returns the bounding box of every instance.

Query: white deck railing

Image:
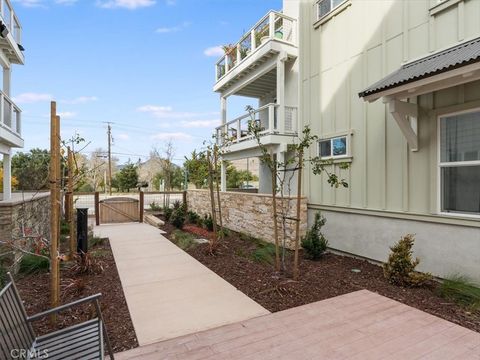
[216,103,297,145]
[1,90,21,135]
[215,10,296,81]
[0,0,21,44]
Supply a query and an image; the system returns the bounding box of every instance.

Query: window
[317,0,345,20]
[439,110,480,216]
[319,135,348,159]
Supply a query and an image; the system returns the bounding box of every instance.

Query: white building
[213,0,480,282]
[0,0,24,201]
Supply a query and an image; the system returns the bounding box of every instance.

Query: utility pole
[104,122,113,195]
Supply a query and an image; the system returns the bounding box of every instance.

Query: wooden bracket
[387,99,419,152]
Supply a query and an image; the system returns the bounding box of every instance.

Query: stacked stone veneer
[0,193,51,265]
[187,190,307,248]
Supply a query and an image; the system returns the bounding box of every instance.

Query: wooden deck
[116,290,480,359]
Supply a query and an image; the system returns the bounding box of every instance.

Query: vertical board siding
[301,0,480,217]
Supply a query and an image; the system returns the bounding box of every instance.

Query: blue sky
[12,0,280,164]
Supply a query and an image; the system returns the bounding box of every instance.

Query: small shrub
[170,208,186,229]
[187,210,200,224]
[301,212,328,260]
[439,275,480,310]
[163,206,173,221]
[88,236,105,248]
[383,234,432,287]
[60,220,70,235]
[149,201,162,211]
[172,230,196,250]
[202,214,214,231]
[252,243,276,265]
[71,253,104,275]
[62,278,86,299]
[19,254,49,275]
[218,227,230,238]
[173,200,182,210]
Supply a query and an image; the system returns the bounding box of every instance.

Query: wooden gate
[99,197,140,224]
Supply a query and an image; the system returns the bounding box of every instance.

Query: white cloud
[61,96,98,104]
[57,111,77,119]
[13,92,53,104]
[203,46,224,57]
[181,119,219,128]
[13,0,44,8]
[155,21,190,34]
[138,105,215,119]
[97,0,155,9]
[55,0,77,5]
[151,132,192,141]
[117,133,130,140]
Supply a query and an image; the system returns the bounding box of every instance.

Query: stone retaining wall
[0,193,51,269]
[187,190,307,248]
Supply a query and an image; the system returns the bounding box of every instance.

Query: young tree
[115,163,139,192]
[12,148,51,190]
[183,150,209,189]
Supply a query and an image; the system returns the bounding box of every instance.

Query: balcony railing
[1,90,21,135]
[215,10,296,81]
[216,103,297,146]
[0,0,21,44]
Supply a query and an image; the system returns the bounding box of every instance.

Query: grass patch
[89,236,106,248]
[439,275,480,310]
[172,230,197,250]
[19,254,49,275]
[251,243,276,265]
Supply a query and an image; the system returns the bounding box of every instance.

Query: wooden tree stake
[207,150,217,252]
[67,147,75,258]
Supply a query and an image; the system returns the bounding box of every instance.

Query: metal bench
[0,273,114,359]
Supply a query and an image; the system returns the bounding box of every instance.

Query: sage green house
[214,0,480,282]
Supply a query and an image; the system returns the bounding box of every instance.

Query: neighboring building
[0,1,24,201]
[213,0,480,281]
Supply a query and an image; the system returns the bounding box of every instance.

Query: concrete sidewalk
[94,223,268,346]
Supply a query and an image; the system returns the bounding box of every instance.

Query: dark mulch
[14,239,138,353]
[163,221,480,333]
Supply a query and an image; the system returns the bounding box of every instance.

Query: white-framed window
[438,109,480,217]
[317,0,346,20]
[318,134,350,159]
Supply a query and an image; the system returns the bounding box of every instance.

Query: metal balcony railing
[0,0,21,44]
[215,10,296,81]
[1,90,21,135]
[216,103,297,146]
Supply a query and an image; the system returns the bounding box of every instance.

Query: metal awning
[359,36,480,101]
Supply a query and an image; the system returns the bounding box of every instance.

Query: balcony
[214,11,297,95]
[0,90,22,147]
[0,0,23,65]
[216,103,297,154]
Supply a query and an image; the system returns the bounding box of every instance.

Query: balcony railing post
[0,93,3,126]
[225,54,230,72]
[236,119,241,142]
[268,104,275,132]
[250,30,256,51]
[236,43,241,64]
[269,11,275,39]
[16,109,20,134]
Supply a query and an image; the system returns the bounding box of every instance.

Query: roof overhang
[362,61,480,102]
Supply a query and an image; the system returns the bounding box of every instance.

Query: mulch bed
[14,239,138,353]
[162,221,480,333]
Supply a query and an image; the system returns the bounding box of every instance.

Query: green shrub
[88,236,105,248]
[202,214,214,231]
[163,206,173,221]
[60,220,70,235]
[150,201,162,211]
[173,200,182,210]
[383,234,432,287]
[439,275,480,310]
[172,230,196,250]
[252,243,276,265]
[218,227,230,238]
[170,208,186,229]
[19,254,49,275]
[301,212,328,260]
[187,210,200,224]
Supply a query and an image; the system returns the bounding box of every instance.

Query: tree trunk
[207,151,218,253]
[270,152,280,272]
[213,146,223,233]
[293,151,303,280]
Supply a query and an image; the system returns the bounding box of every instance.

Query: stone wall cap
[0,192,50,207]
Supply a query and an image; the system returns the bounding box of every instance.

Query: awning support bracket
[386,98,419,152]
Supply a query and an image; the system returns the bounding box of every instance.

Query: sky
[11,0,281,165]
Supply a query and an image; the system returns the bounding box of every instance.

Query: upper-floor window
[317,0,346,20]
[439,109,480,217]
[319,135,349,159]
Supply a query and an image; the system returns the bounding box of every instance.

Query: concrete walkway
[94,223,268,346]
[115,290,480,359]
